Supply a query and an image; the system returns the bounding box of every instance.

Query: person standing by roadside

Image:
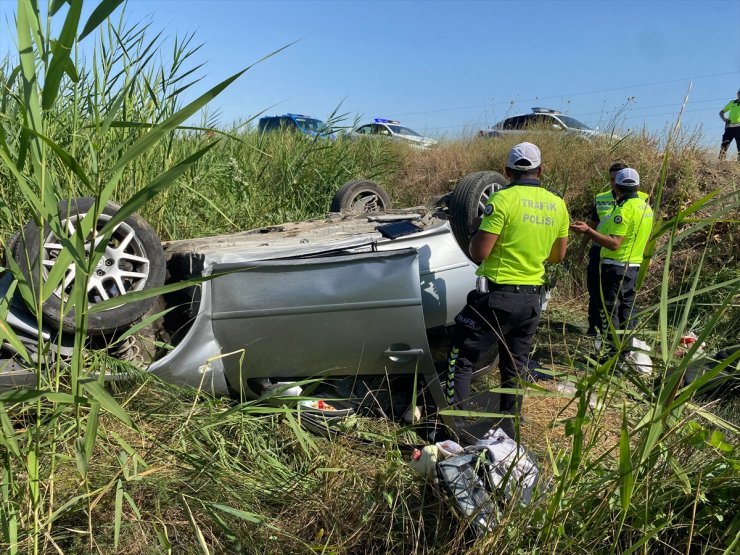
[583,162,627,335]
[719,89,740,161]
[445,142,569,442]
[582,162,649,336]
[570,168,653,337]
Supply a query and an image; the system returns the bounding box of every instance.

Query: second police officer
[570,168,654,341]
[583,162,649,336]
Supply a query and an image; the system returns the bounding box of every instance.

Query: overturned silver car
[1,174,510,421]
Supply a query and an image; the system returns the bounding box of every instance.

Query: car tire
[15,197,165,336]
[330,180,392,213]
[1,231,20,271]
[447,171,507,255]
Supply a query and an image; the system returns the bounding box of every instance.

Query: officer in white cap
[445,142,569,442]
[582,162,649,336]
[570,168,654,334]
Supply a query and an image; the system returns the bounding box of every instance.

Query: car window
[501,116,527,130]
[294,117,324,132]
[259,118,276,131]
[377,125,391,136]
[530,115,558,128]
[356,125,372,134]
[281,118,298,130]
[556,115,592,131]
[387,125,421,137]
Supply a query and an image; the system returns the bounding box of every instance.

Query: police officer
[583,162,649,335]
[570,168,653,334]
[719,89,740,161]
[445,142,569,441]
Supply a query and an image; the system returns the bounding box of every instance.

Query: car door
[208,248,443,402]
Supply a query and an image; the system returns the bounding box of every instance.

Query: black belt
[488,282,541,294]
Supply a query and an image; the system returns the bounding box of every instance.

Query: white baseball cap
[507,142,541,170]
[614,168,640,187]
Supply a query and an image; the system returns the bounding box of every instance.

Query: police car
[353,118,437,148]
[479,108,613,140]
[258,113,334,138]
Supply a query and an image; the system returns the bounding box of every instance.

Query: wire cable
[393,71,740,118]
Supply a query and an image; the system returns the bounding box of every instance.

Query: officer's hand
[468,217,482,241]
[569,221,590,234]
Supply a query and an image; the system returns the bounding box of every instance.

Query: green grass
[1,2,739,554]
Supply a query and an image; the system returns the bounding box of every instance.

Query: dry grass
[389,132,740,215]
[520,377,623,459]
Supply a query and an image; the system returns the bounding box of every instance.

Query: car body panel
[149,212,476,397]
[205,250,437,395]
[158,212,477,332]
[0,273,73,390]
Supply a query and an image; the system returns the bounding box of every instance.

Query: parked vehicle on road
[258,113,334,138]
[353,118,437,148]
[479,107,612,140]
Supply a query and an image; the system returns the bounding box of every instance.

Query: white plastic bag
[625,338,653,374]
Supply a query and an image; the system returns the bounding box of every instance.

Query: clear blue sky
[1,0,739,145]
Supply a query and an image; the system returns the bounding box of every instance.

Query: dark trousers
[446,287,542,438]
[586,245,602,332]
[720,126,740,160]
[600,263,639,333]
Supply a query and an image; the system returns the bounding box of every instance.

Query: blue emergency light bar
[374,118,400,124]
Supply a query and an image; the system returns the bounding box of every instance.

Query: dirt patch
[520,374,623,462]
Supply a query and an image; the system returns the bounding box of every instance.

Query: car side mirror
[552,124,562,131]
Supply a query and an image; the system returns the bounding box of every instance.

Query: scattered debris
[410,428,540,534]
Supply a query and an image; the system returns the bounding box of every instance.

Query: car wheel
[15,197,165,336]
[447,171,507,255]
[1,231,20,272]
[330,180,392,213]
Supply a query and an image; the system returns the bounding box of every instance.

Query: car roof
[493,110,567,128]
[260,114,318,119]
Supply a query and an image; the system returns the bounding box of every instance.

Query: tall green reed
[0,1,259,551]
[527,92,740,553]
